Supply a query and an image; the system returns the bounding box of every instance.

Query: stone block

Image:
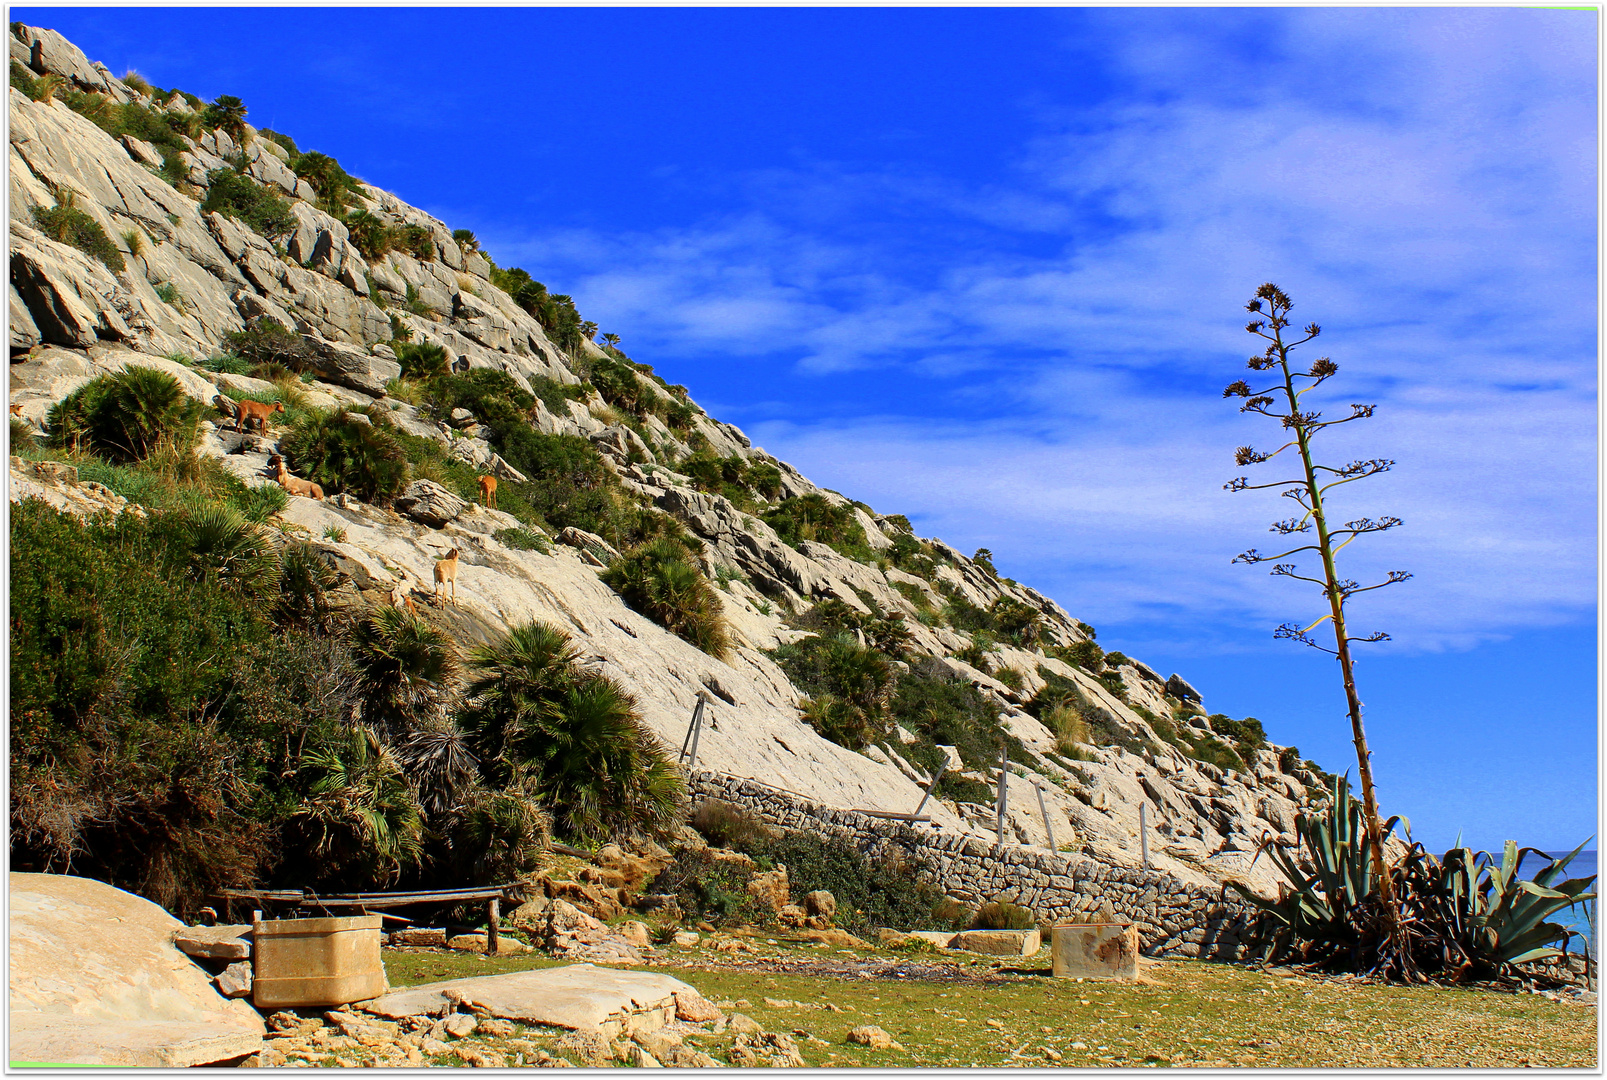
[947,929,1041,956]
[1051,923,1140,980]
[173,925,254,961]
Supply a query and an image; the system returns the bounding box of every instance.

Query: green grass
[378,946,1596,1069]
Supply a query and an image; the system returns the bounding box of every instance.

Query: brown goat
[433,548,460,606]
[9,403,22,417]
[478,474,498,509]
[234,399,284,434]
[269,455,323,500]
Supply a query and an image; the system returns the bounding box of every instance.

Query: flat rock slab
[948,929,1043,956]
[906,930,958,948]
[9,873,265,1067]
[173,924,254,960]
[9,1014,262,1068]
[358,964,698,1038]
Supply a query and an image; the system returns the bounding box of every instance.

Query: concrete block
[1051,923,1139,980]
[947,929,1041,956]
[252,916,386,1009]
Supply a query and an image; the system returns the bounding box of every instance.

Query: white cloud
[480,8,1594,649]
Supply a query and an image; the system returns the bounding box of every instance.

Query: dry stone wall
[687,771,1258,960]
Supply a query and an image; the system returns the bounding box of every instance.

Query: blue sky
[20,7,1598,851]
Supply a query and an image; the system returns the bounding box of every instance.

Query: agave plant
[1236,774,1596,983]
[1231,773,1405,972]
[1418,840,1596,979]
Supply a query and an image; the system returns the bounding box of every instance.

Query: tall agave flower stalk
[1223,283,1413,966]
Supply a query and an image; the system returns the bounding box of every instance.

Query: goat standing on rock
[478,474,497,509]
[433,548,460,606]
[269,454,323,500]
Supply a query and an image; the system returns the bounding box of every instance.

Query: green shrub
[153,280,184,307]
[750,832,945,933]
[971,900,1037,930]
[1210,714,1268,752]
[458,621,686,843]
[47,368,203,462]
[425,369,534,434]
[259,128,299,157]
[394,341,448,381]
[11,416,36,449]
[224,318,322,372]
[1278,746,1301,773]
[890,670,1028,775]
[762,494,873,560]
[291,150,363,214]
[8,500,353,910]
[528,375,589,417]
[10,59,40,99]
[602,538,730,659]
[200,168,296,241]
[690,800,774,850]
[281,409,408,503]
[31,197,125,271]
[495,527,550,553]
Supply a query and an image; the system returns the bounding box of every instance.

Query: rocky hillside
[7,23,1331,898]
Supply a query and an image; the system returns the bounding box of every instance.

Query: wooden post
[911,751,951,819]
[679,694,706,764]
[486,898,500,957]
[1035,781,1058,852]
[1140,803,1150,868]
[995,741,1009,852]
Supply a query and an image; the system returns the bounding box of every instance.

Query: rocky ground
[249,938,1596,1069]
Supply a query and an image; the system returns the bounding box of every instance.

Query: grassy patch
[378,948,1597,1069]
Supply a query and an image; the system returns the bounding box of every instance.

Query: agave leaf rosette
[1231,774,1402,964]
[1437,839,1596,973]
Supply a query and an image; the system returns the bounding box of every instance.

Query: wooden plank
[849,810,932,822]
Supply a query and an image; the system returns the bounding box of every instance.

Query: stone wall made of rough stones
[687,771,1258,960]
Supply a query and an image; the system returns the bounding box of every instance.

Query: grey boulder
[394,479,467,527]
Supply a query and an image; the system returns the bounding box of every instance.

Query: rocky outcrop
[9,873,265,1067]
[8,25,1321,929]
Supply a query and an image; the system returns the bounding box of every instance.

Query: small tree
[1223,282,1413,965]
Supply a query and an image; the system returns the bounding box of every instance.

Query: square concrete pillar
[1051,922,1139,980]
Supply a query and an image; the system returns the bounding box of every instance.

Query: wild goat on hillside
[478,474,497,509]
[433,548,460,606]
[268,454,323,500]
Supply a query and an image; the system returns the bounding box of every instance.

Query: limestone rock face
[9,872,265,1067]
[8,24,1317,908]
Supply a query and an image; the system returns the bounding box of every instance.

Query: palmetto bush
[282,408,408,503]
[174,503,279,601]
[458,621,686,843]
[48,367,203,462]
[290,725,423,888]
[602,538,730,659]
[350,605,459,737]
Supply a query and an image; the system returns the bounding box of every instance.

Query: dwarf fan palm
[350,606,458,737]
